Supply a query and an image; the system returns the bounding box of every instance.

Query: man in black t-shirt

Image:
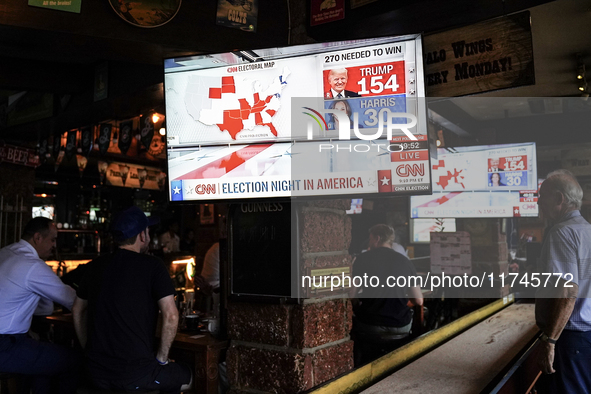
[72,207,192,394]
[351,224,423,364]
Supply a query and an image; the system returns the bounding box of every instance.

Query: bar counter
[360,303,539,394]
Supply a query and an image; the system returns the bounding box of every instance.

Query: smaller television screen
[32,206,54,220]
[410,142,539,219]
[410,218,456,243]
[432,142,537,192]
[346,199,363,214]
[410,190,539,218]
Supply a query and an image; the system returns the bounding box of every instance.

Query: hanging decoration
[216,0,258,32]
[54,150,65,172]
[118,164,131,186]
[65,129,77,160]
[52,132,61,160]
[140,114,154,150]
[138,167,148,188]
[98,123,112,156]
[0,141,41,167]
[38,137,49,163]
[104,162,163,189]
[310,0,344,26]
[157,172,167,190]
[148,133,165,157]
[98,161,109,184]
[107,0,182,28]
[80,127,93,156]
[118,120,133,154]
[76,155,88,177]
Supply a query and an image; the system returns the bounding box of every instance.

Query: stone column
[466,219,510,298]
[227,200,354,393]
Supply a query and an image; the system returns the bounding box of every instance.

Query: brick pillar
[466,219,510,297]
[227,200,354,393]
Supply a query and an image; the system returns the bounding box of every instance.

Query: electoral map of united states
[197,67,291,140]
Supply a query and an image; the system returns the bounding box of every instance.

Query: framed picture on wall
[200,204,215,225]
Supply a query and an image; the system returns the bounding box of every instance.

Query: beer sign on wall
[105,162,165,190]
[423,11,534,97]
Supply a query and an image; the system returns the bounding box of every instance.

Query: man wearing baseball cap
[72,206,192,394]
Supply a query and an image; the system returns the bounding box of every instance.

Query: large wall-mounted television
[410,142,538,218]
[164,35,431,202]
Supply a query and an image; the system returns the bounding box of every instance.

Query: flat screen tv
[164,35,431,202]
[410,142,538,218]
[346,198,363,214]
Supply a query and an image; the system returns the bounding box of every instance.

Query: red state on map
[432,160,445,170]
[212,78,279,139]
[217,111,244,140]
[209,87,222,99]
[436,169,465,189]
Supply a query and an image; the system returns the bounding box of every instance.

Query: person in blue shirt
[535,170,591,393]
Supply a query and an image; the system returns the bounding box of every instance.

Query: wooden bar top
[44,313,227,347]
[361,303,538,394]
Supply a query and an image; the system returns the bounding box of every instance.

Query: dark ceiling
[1,0,590,148]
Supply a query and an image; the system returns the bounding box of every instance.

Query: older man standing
[0,217,78,394]
[535,170,591,393]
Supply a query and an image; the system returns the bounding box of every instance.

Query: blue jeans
[91,361,192,394]
[0,334,81,394]
[538,329,591,394]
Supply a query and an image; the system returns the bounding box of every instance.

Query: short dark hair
[116,232,140,246]
[22,217,54,240]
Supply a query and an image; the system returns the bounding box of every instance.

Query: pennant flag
[81,127,93,156]
[65,129,77,160]
[118,120,133,155]
[52,133,62,159]
[140,115,154,150]
[54,150,65,172]
[98,123,112,156]
[38,137,48,162]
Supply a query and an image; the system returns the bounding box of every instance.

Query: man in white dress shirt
[0,217,78,394]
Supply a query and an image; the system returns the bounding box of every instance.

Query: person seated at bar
[159,221,180,254]
[179,229,195,253]
[193,242,220,315]
[72,207,192,394]
[0,217,80,394]
[350,224,423,366]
